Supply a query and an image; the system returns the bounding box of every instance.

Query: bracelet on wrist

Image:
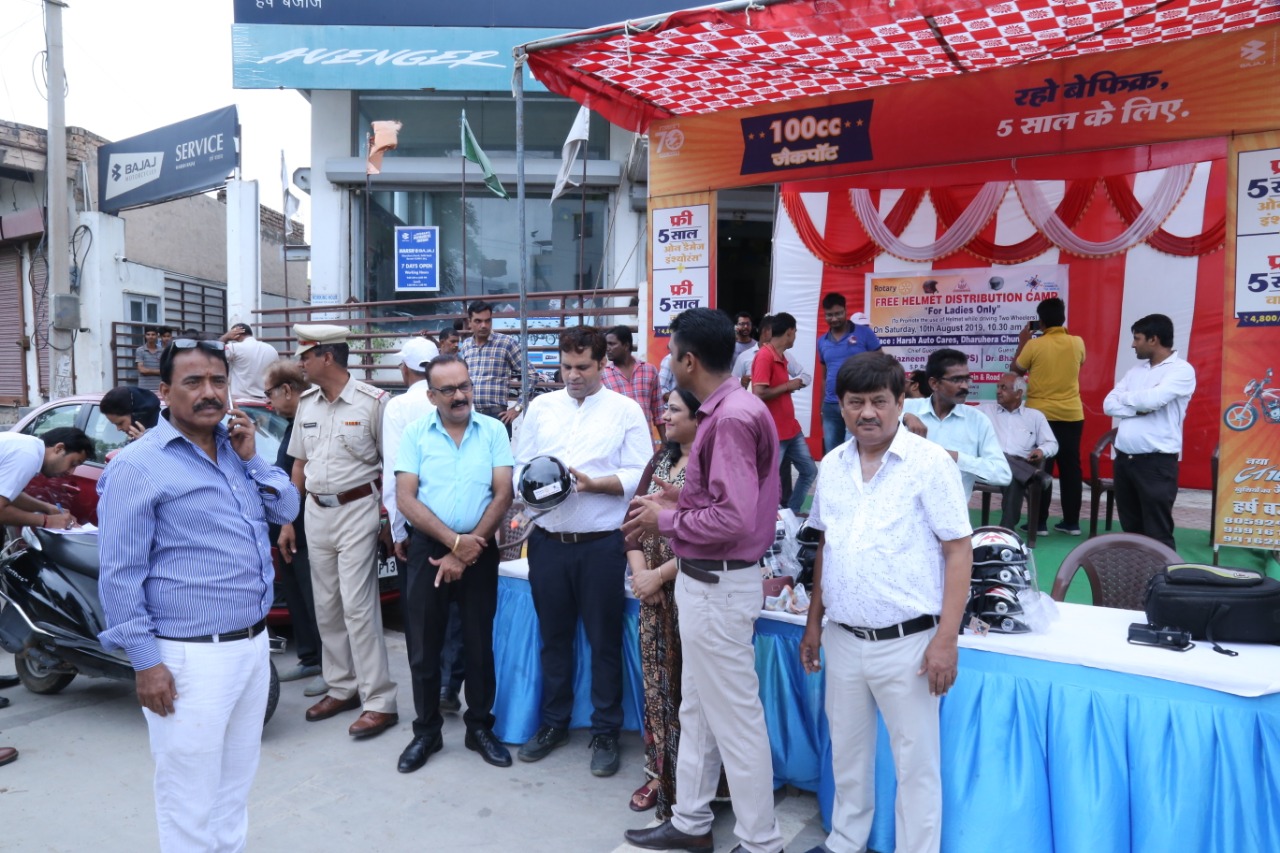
[451,534,460,553]
[41,514,48,528]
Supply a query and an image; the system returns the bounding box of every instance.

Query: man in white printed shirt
[512,325,652,777]
[1103,313,1196,550]
[903,348,1011,494]
[979,372,1059,533]
[800,351,973,853]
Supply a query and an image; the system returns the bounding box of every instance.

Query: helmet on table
[966,527,1038,634]
[519,456,574,510]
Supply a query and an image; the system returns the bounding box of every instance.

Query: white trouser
[671,567,784,853]
[822,624,942,853]
[144,631,269,853]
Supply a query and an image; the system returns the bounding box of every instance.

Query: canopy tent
[511,1,1280,510]
[517,0,1279,133]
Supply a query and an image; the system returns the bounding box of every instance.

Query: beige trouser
[822,624,942,853]
[671,566,783,853]
[305,493,397,714]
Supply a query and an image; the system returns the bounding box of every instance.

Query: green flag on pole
[460,111,509,199]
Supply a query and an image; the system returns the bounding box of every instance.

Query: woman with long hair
[624,387,700,815]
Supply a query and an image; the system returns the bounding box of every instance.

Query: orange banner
[649,26,1280,197]
[1215,130,1280,551]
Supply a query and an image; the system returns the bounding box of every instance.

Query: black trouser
[999,454,1050,530]
[405,531,499,739]
[526,528,625,737]
[1113,450,1179,550]
[270,522,321,668]
[1039,419,1084,527]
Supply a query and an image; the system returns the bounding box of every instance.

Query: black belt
[538,528,614,545]
[157,618,268,644]
[677,557,759,585]
[835,614,939,642]
[1116,450,1178,459]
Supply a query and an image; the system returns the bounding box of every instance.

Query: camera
[1127,622,1193,651]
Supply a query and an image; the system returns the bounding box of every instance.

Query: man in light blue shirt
[98,338,299,852]
[903,348,1010,495]
[394,354,514,773]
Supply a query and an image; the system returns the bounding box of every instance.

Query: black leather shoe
[465,728,512,767]
[0,674,19,690]
[623,820,713,851]
[396,734,443,773]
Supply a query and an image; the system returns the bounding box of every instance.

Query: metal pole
[578,153,586,291]
[515,65,529,408]
[282,188,290,324]
[461,111,468,299]
[45,0,73,398]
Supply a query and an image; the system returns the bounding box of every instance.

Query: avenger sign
[97,106,239,213]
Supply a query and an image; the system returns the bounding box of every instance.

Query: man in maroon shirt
[623,308,784,853]
[753,312,816,515]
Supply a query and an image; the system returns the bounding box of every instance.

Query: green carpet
[972,509,1280,605]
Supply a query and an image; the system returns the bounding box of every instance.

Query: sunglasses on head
[170,339,226,352]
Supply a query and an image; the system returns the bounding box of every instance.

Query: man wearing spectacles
[286,324,399,740]
[902,348,1010,495]
[393,354,514,773]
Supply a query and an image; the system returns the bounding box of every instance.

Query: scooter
[1223,368,1280,432]
[0,527,279,723]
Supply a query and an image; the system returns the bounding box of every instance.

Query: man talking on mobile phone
[98,337,299,850]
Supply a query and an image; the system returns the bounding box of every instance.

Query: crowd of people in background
[2,296,1199,853]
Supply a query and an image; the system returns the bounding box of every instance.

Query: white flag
[550,105,590,203]
[281,150,300,228]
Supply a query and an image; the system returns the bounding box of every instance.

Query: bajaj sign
[97,106,239,213]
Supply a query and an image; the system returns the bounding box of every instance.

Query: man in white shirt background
[979,373,1059,534]
[512,325,652,778]
[220,323,281,401]
[903,348,1011,495]
[1103,314,1196,549]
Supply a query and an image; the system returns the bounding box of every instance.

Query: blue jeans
[780,434,818,515]
[821,401,850,455]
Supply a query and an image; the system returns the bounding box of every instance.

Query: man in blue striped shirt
[98,338,299,852]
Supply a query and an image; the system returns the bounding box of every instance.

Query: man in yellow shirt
[1012,297,1086,536]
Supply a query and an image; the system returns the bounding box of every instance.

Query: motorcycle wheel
[15,652,77,695]
[264,658,280,725]
[1224,404,1257,431]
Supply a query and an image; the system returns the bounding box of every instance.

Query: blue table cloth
[491,575,1280,852]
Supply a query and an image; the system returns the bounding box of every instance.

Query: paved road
[0,635,827,853]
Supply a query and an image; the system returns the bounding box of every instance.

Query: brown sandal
[629,782,659,812]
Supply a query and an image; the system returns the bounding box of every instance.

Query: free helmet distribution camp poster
[867,265,1069,402]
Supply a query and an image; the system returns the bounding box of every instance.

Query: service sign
[651,204,711,338]
[867,264,1069,402]
[97,107,238,213]
[394,226,440,292]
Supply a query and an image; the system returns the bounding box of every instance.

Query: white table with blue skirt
[491,560,1280,852]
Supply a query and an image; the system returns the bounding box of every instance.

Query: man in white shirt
[512,326,652,778]
[220,323,281,401]
[733,313,813,389]
[800,351,973,853]
[383,337,440,550]
[1103,314,1196,549]
[903,348,1011,494]
[979,373,1059,533]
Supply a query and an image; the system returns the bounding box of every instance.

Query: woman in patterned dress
[624,388,700,815]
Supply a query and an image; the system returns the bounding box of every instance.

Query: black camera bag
[1144,564,1280,650]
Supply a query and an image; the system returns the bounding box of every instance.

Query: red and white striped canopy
[521,0,1280,132]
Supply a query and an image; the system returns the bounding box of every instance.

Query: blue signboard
[233,0,679,29]
[97,107,239,213]
[232,25,559,90]
[394,226,440,292]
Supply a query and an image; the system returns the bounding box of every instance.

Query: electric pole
[45,0,75,398]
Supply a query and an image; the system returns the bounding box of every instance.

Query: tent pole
[516,64,530,408]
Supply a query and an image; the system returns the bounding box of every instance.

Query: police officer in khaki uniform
[284,325,399,738]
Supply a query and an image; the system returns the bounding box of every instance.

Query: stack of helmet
[794,521,821,590]
[966,527,1036,634]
